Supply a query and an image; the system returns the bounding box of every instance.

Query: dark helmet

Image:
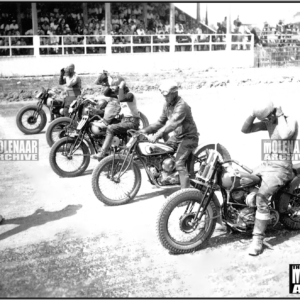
[98,73,109,86]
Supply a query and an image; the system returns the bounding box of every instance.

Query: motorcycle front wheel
[91,154,141,206]
[46,117,77,147]
[16,104,47,134]
[157,188,217,254]
[49,137,90,177]
[138,111,149,129]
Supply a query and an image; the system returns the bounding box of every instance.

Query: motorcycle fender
[275,176,300,213]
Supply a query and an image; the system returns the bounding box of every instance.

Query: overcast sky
[176,3,300,28]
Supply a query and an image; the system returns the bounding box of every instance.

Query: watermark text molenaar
[0,139,39,161]
[261,139,300,161]
[290,264,300,294]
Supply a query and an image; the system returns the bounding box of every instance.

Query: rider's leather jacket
[145,95,199,140]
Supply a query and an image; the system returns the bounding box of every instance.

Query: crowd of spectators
[4,3,292,55]
[260,19,300,48]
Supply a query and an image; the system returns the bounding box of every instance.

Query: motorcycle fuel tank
[221,168,261,189]
[138,142,175,156]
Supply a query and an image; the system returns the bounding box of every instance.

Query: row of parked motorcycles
[15,87,300,254]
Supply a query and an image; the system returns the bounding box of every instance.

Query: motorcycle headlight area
[112,136,120,147]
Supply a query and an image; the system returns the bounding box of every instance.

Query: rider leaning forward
[140,80,199,189]
[92,77,140,161]
[241,100,298,256]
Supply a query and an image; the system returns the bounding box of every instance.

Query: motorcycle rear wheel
[157,188,217,254]
[91,154,141,206]
[16,105,47,134]
[189,143,231,177]
[46,117,77,147]
[49,137,90,177]
[280,187,300,230]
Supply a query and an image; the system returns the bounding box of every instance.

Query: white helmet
[159,80,178,96]
[253,100,274,120]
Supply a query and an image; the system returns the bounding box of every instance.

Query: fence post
[33,35,40,57]
[170,34,175,53]
[106,35,112,55]
[226,34,231,52]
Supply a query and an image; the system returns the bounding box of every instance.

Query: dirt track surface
[1,85,300,297]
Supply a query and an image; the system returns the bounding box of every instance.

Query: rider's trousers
[253,161,294,220]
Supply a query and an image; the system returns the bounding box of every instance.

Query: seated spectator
[136,24,146,35]
[25,28,33,35]
[133,5,142,16]
[10,19,19,31]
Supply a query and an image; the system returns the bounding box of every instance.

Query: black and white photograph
[0,0,300,297]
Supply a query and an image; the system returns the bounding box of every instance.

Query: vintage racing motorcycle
[91,129,231,206]
[156,150,300,254]
[49,101,149,178]
[45,95,149,147]
[16,87,68,134]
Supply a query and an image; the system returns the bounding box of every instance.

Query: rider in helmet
[241,100,298,256]
[59,63,82,115]
[92,78,140,161]
[139,79,199,189]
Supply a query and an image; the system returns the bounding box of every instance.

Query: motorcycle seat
[293,163,300,176]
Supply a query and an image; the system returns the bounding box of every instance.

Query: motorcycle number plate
[77,116,88,130]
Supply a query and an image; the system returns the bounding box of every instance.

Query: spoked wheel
[16,105,47,134]
[46,117,77,147]
[91,154,141,206]
[280,187,300,230]
[49,137,90,177]
[157,188,217,254]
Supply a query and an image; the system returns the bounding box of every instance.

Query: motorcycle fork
[110,150,133,181]
[68,131,85,155]
[33,100,43,119]
[193,186,215,223]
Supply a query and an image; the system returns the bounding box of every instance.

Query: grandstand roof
[174,3,216,33]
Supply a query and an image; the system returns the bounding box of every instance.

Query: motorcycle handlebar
[127,129,148,139]
[222,159,253,174]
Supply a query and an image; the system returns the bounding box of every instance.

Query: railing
[0,34,254,57]
[260,33,300,47]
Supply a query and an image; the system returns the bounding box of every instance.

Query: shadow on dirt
[0,204,82,241]
[133,186,180,203]
[169,224,300,255]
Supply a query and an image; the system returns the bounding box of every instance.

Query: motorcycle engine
[148,156,180,186]
[159,157,179,185]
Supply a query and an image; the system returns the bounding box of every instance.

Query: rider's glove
[60,68,65,76]
[148,134,160,143]
[275,106,284,117]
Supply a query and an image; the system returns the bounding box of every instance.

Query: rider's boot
[248,217,269,256]
[92,132,114,162]
[178,170,190,189]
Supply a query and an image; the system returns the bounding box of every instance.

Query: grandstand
[0,3,257,76]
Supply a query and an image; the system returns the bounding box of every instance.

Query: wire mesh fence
[254,46,300,67]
